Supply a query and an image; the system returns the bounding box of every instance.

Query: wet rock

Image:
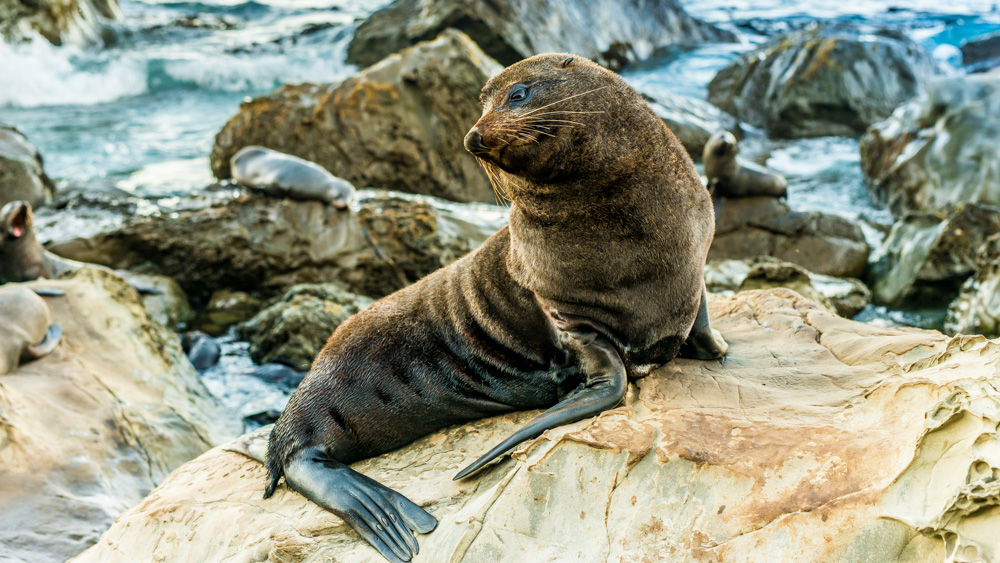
[194,290,263,335]
[643,92,741,160]
[710,196,870,278]
[0,268,239,563]
[212,29,501,204]
[0,124,57,210]
[236,283,373,370]
[346,0,734,71]
[116,271,194,329]
[70,289,1000,563]
[945,233,1000,337]
[705,256,870,317]
[861,72,1000,219]
[41,190,504,303]
[708,26,944,138]
[181,331,222,371]
[961,31,1000,73]
[0,0,119,46]
[249,362,306,391]
[869,204,1000,305]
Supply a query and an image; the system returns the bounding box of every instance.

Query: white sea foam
[162,52,352,92]
[0,39,148,108]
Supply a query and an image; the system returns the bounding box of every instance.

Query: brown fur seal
[703,131,788,198]
[264,53,727,563]
[0,201,160,298]
[231,146,355,209]
[0,284,62,375]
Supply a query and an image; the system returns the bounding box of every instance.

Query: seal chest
[264,53,727,563]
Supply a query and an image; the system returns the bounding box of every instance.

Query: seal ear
[559,56,575,69]
[4,201,32,239]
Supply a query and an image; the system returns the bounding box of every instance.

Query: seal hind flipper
[454,328,628,480]
[278,447,437,562]
[22,323,61,362]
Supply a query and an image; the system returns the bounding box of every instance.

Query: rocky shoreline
[3,0,1000,560]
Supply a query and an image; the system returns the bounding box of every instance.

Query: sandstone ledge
[72,289,999,562]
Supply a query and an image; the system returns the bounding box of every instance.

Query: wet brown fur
[267,54,715,492]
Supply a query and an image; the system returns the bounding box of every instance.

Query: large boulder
[710,196,870,278]
[38,190,505,301]
[705,256,871,317]
[237,283,373,370]
[961,31,1000,73]
[643,91,741,160]
[0,124,56,210]
[212,29,501,204]
[869,204,1000,305]
[708,26,943,138]
[861,72,1000,219]
[0,0,119,46]
[0,268,239,563]
[346,0,735,71]
[71,289,1000,562]
[945,233,1000,338]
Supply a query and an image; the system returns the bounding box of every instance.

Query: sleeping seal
[263,53,727,562]
[231,146,355,209]
[0,284,61,375]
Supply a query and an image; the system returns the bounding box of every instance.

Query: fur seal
[0,201,161,296]
[703,131,787,198]
[0,284,62,375]
[231,146,355,209]
[263,53,727,563]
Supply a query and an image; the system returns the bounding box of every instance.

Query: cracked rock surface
[71,289,1000,562]
[0,268,240,563]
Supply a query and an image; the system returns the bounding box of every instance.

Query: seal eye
[508,87,528,103]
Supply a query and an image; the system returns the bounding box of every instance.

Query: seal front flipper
[454,327,628,480]
[278,447,437,562]
[22,323,61,362]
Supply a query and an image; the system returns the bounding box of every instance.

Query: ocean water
[3,0,999,415]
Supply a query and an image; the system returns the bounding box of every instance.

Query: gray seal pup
[263,53,727,563]
[231,146,355,209]
[0,284,62,375]
[703,131,788,198]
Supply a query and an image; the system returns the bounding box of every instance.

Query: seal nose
[464,128,490,155]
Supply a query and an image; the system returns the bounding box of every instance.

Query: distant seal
[0,284,62,375]
[703,131,788,198]
[0,200,160,295]
[231,146,355,209]
[263,53,727,563]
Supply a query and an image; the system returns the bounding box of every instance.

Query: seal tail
[263,429,286,499]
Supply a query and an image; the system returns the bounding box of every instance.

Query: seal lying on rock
[264,53,726,563]
[231,146,355,209]
[703,131,788,198]
[0,284,61,375]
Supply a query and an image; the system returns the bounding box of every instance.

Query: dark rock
[250,362,306,391]
[961,31,1000,73]
[346,0,735,71]
[710,197,870,278]
[236,283,372,370]
[0,124,57,210]
[181,331,222,371]
[642,92,741,160]
[870,203,1000,305]
[861,72,1000,219]
[0,0,120,45]
[708,25,944,138]
[945,233,1000,337]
